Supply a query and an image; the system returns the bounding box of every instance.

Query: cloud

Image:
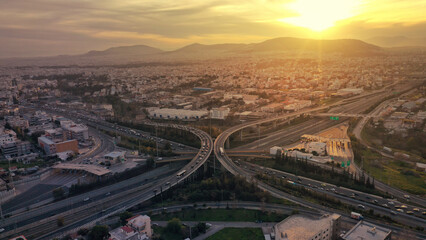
[0,0,425,57]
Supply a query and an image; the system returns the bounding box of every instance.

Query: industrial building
[147,108,208,120]
[273,214,341,240]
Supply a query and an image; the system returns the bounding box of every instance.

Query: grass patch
[206,228,264,240]
[351,137,426,195]
[151,208,287,222]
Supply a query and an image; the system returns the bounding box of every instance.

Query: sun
[278,0,361,31]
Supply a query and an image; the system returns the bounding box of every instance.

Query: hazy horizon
[1,0,426,58]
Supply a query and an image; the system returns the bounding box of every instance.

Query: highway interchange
[1,81,425,239]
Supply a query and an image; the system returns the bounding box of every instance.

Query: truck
[351,212,364,220]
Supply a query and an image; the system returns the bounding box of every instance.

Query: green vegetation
[0,160,47,170]
[362,120,426,160]
[100,129,175,157]
[152,218,205,240]
[111,121,201,148]
[152,208,287,222]
[351,136,426,195]
[206,228,264,240]
[247,153,382,196]
[88,225,110,240]
[149,173,293,207]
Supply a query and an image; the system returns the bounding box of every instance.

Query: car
[105,192,111,196]
[382,204,389,208]
[0,228,4,233]
[413,208,419,212]
[404,195,410,199]
[373,200,378,204]
[396,209,404,213]
[358,204,365,210]
[390,211,397,215]
[406,211,414,215]
[83,197,90,202]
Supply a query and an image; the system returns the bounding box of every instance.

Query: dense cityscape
[0,1,426,240]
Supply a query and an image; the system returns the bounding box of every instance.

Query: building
[261,103,284,113]
[16,141,32,156]
[270,146,283,156]
[342,221,391,240]
[52,163,111,181]
[1,142,18,157]
[147,108,208,120]
[38,136,78,155]
[104,151,126,163]
[38,136,56,155]
[127,215,152,238]
[274,214,341,240]
[109,226,140,240]
[0,132,15,146]
[287,150,313,160]
[62,123,89,142]
[210,107,230,120]
[109,215,152,240]
[416,162,426,172]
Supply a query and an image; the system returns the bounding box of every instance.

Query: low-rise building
[104,151,126,163]
[274,214,341,240]
[342,220,391,240]
[210,107,230,120]
[147,108,208,120]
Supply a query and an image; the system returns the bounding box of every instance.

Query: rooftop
[53,163,111,176]
[342,221,391,240]
[275,214,340,240]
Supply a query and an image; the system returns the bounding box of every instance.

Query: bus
[219,147,225,156]
[177,170,187,177]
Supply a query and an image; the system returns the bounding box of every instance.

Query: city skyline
[1,0,426,58]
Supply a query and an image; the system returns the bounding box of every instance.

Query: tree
[119,211,133,225]
[89,225,110,240]
[196,222,207,234]
[146,157,155,169]
[78,228,90,236]
[166,218,183,235]
[53,187,65,200]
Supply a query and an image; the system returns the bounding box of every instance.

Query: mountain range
[0,37,391,66]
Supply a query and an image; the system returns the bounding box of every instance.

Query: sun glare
[279,0,361,31]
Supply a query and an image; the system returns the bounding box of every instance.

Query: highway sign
[347,160,350,167]
[341,161,345,167]
[330,116,339,120]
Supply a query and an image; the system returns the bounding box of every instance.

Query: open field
[206,227,264,240]
[151,208,288,222]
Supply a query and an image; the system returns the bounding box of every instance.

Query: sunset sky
[1,0,425,58]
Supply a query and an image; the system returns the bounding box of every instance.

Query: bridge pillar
[240,129,243,141]
[225,138,230,149]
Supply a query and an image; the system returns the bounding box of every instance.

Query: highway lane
[0,116,213,240]
[213,88,426,231]
[238,160,426,220]
[351,88,426,208]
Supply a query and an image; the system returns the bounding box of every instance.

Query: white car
[83,197,90,202]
